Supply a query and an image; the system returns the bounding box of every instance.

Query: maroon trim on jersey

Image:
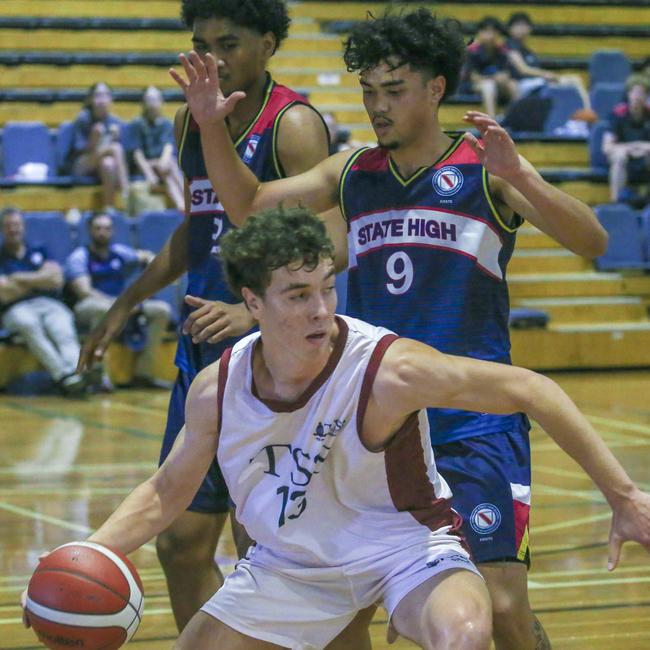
[251,317,349,413]
[356,333,400,437]
[384,414,465,536]
[352,147,390,172]
[216,347,233,436]
[438,140,482,167]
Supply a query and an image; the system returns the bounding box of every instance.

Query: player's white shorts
[201,537,480,650]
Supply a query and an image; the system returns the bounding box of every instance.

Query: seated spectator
[505,12,591,110]
[602,75,650,203]
[0,208,85,395]
[322,111,353,154]
[461,16,518,117]
[66,82,129,210]
[130,86,184,211]
[65,212,172,389]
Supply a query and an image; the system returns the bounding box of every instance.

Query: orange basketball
[25,541,144,650]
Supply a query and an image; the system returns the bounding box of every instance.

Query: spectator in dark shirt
[130,86,184,211]
[602,75,650,202]
[505,12,591,109]
[462,16,518,117]
[65,212,172,389]
[68,83,130,210]
[0,208,85,395]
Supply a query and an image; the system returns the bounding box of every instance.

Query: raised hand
[169,51,245,128]
[183,295,255,345]
[463,111,522,181]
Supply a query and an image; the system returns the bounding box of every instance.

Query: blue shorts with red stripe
[433,429,532,565]
[158,370,230,514]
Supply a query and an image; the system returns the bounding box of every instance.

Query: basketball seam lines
[31,567,141,620]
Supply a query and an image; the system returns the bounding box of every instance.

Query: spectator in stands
[602,74,650,203]
[67,82,130,210]
[322,111,353,154]
[130,86,184,211]
[65,212,172,390]
[505,12,591,110]
[0,208,85,395]
[462,16,518,117]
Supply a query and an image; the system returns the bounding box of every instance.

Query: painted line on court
[0,462,156,476]
[535,464,650,492]
[533,511,611,534]
[529,576,650,590]
[0,401,161,441]
[0,501,156,554]
[586,414,650,437]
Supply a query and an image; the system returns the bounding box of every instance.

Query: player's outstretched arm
[169,51,351,226]
[373,339,650,568]
[463,111,608,259]
[87,362,220,555]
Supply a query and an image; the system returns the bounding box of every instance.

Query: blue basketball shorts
[433,430,532,566]
[158,370,230,514]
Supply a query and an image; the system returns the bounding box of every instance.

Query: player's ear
[429,75,446,105]
[261,31,277,58]
[241,287,262,315]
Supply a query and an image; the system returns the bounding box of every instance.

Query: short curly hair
[343,9,467,100]
[181,0,290,52]
[220,206,335,299]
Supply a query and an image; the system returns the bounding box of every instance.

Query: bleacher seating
[22,211,74,264]
[540,85,585,134]
[594,203,650,271]
[590,82,626,121]
[1,121,56,179]
[589,49,632,85]
[588,121,611,172]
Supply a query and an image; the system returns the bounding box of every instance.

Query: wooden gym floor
[1,370,649,649]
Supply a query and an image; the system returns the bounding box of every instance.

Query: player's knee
[490,584,531,636]
[99,157,116,173]
[156,523,214,569]
[423,594,491,649]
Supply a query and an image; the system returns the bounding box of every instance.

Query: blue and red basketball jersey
[339,135,530,444]
[176,75,315,377]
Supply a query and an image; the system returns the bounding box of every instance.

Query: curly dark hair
[220,206,335,298]
[343,8,467,100]
[181,0,290,52]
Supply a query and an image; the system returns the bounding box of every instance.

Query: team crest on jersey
[470,503,501,535]
[432,166,464,196]
[29,251,44,266]
[242,135,261,164]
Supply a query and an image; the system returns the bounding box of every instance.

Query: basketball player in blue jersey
[76,0,344,636]
[171,8,610,649]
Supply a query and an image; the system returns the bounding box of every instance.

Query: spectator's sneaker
[130,376,173,391]
[86,365,114,394]
[59,373,87,397]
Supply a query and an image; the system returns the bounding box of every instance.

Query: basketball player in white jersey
[26,208,650,649]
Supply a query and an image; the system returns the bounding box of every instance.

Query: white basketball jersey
[216,315,461,567]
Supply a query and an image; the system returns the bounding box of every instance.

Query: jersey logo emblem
[30,251,44,266]
[432,166,464,196]
[470,503,502,535]
[243,135,261,164]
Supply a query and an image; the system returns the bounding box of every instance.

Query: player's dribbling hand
[462,111,522,180]
[169,51,245,128]
[183,295,255,344]
[607,487,650,571]
[77,307,130,373]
